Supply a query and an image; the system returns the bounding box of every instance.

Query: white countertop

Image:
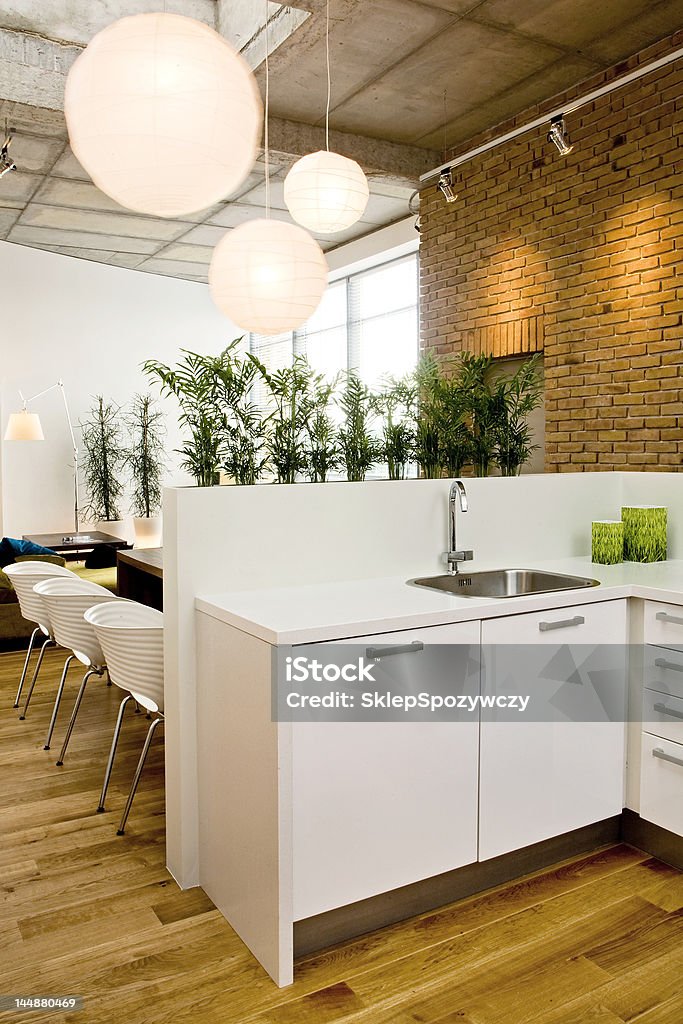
[195,556,683,646]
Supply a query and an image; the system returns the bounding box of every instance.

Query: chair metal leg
[19,637,55,720]
[55,667,101,766]
[44,655,73,750]
[13,627,40,708]
[117,716,164,836]
[97,694,133,813]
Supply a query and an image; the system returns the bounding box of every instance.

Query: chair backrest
[84,601,164,713]
[5,561,76,632]
[33,578,118,668]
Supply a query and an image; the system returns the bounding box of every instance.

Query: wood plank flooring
[1,647,682,1023]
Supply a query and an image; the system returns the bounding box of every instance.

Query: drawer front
[642,688,683,745]
[643,601,683,651]
[482,598,627,646]
[644,645,683,700]
[641,733,683,837]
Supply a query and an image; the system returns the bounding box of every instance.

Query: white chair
[84,601,164,836]
[33,578,118,754]
[4,560,76,715]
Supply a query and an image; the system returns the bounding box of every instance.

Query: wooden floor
[1,647,682,1024]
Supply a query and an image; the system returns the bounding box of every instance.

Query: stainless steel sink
[409,568,601,599]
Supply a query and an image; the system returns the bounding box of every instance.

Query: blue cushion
[0,537,58,567]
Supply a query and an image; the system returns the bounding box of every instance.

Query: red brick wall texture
[419,33,682,472]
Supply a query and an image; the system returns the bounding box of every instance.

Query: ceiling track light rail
[420,43,683,187]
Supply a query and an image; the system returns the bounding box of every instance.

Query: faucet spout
[447,480,474,575]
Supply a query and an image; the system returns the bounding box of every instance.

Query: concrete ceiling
[0,0,680,283]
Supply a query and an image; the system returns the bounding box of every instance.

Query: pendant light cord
[264,0,270,218]
[325,0,331,151]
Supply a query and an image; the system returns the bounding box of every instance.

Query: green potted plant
[457,353,502,477]
[375,375,416,480]
[143,349,226,487]
[306,379,341,483]
[413,354,442,479]
[250,354,319,484]
[125,393,166,547]
[337,371,383,482]
[495,354,543,476]
[210,342,268,485]
[80,396,126,532]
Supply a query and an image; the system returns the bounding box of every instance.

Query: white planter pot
[133,516,162,549]
[97,519,134,543]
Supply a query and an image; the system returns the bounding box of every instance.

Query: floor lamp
[4,380,80,533]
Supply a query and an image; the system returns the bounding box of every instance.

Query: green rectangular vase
[591,521,624,565]
[621,505,667,562]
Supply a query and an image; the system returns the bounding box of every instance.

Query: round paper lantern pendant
[209,220,328,335]
[284,151,369,234]
[65,13,263,218]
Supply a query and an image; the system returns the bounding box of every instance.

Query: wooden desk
[117,548,163,610]
[23,531,130,560]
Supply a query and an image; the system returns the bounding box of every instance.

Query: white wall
[0,241,241,536]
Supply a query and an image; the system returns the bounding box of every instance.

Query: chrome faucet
[446,479,474,575]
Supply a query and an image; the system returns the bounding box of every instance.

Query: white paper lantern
[284,150,369,233]
[209,220,328,335]
[65,13,262,218]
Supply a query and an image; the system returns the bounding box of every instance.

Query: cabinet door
[644,601,683,652]
[291,621,480,920]
[641,732,683,837]
[479,600,627,861]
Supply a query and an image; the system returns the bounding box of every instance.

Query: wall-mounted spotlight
[0,124,17,179]
[547,115,574,156]
[437,169,458,203]
[409,189,421,232]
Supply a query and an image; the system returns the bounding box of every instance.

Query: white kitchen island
[195,556,683,986]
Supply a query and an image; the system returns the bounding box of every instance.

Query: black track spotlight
[547,115,574,156]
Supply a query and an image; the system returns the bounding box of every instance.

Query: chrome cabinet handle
[653,747,683,768]
[656,611,683,626]
[653,702,683,721]
[366,641,424,660]
[654,657,683,674]
[539,615,585,632]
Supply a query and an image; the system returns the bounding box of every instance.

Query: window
[249,252,419,399]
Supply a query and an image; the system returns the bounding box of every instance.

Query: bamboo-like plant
[306,379,341,483]
[375,375,416,480]
[413,354,442,478]
[210,343,268,485]
[143,349,225,487]
[80,396,125,521]
[250,354,319,484]
[457,353,502,477]
[124,393,166,517]
[495,354,543,476]
[337,371,383,482]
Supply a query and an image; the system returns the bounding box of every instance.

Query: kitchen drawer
[642,688,683,745]
[482,598,627,645]
[643,601,683,651]
[644,645,683,700]
[641,733,683,837]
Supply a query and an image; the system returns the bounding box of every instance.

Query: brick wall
[420,33,682,472]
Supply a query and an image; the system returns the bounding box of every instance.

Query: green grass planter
[592,521,624,565]
[621,505,667,563]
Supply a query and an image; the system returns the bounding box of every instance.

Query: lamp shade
[209,219,328,335]
[284,151,369,233]
[5,412,44,441]
[64,13,263,218]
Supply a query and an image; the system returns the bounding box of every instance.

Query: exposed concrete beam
[268,118,438,187]
[217,1,310,70]
[0,25,437,188]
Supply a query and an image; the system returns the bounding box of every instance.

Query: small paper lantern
[284,151,369,233]
[65,13,262,218]
[209,220,328,335]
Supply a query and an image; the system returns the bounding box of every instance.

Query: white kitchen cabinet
[641,733,683,837]
[479,599,628,860]
[291,621,480,920]
[643,601,683,651]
